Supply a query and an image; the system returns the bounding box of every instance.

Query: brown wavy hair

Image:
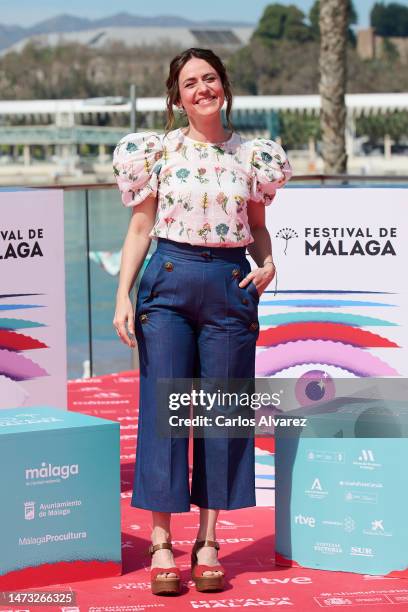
[165,48,234,134]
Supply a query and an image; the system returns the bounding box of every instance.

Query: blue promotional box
[0,407,121,589]
[275,401,408,578]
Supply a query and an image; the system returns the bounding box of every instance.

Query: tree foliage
[371,2,408,36]
[278,112,321,149]
[0,40,182,101]
[253,3,313,44]
[356,111,408,142]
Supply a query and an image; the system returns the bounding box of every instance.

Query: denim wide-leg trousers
[132,238,259,512]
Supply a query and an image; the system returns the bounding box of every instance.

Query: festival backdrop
[256,188,408,380]
[259,187,408,577]
[0,189,67,409]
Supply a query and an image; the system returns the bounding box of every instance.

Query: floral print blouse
[113,128,292,247]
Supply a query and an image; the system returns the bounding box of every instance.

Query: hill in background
[0,13,253,51]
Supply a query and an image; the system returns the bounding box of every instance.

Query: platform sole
[192,576,225,592]
[151,578,181,595]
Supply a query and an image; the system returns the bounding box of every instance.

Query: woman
[113,47,291,596]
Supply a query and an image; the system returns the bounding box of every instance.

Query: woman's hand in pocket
[239,263,276,297]
[113,293,136,348]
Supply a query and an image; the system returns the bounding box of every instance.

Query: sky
[0,0,394,29]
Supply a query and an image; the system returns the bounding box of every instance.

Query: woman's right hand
[113,293,136,348]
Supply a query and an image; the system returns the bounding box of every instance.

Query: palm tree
[319,0,348,173]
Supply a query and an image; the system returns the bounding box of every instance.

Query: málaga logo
[275,227,299,254]
[25,462,79,481]
[304,226,397,256]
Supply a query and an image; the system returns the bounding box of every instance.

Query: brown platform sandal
[191,540,225,592]
[148,542,181,595]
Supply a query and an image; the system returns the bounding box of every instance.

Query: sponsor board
[276,437,408,576]
[0,407,121,588]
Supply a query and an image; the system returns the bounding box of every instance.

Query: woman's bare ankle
[196,532,216,542]
[151,527,171,544]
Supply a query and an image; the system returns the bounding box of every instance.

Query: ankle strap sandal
[191,540,225,592]
[148,542,181,595]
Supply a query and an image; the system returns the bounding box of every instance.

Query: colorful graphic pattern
[0,293,49,408]
[255,289,400,383]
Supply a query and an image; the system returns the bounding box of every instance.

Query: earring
[177,106,186,116]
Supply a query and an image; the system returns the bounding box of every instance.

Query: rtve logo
[294,514,316,527]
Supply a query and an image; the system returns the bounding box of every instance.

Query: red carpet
[2,371,406,611]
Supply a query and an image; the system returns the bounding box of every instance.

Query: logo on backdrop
[314,541,343,555]
[339,479,383,489]
[340,477,382,505]
[344,491,379,504]
[350,545,374,558]
[294,513,315,527]
[26,499,82,518]
[25,462,79,484]
[307,449,345,464]
[275,227,299,255]
[24,500,35,520]
[321,516,356,532]
[305,477,328,499]
[353,450,382,471]
[0,227,45,260]
[363,519,392,537]
[274,226,398,257]
[304,226,397,256]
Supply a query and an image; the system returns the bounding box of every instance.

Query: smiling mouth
[195,97,216,105]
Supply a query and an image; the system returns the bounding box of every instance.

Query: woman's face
[177,57,225,122]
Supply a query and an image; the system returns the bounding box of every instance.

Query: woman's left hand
[239,263,276,297]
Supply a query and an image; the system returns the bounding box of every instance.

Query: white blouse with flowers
[113,128,292,247]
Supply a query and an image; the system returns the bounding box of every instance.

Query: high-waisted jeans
[132,238,259,512]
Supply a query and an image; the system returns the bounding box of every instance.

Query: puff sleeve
[113,132,163,207]
[250,138,292,205]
